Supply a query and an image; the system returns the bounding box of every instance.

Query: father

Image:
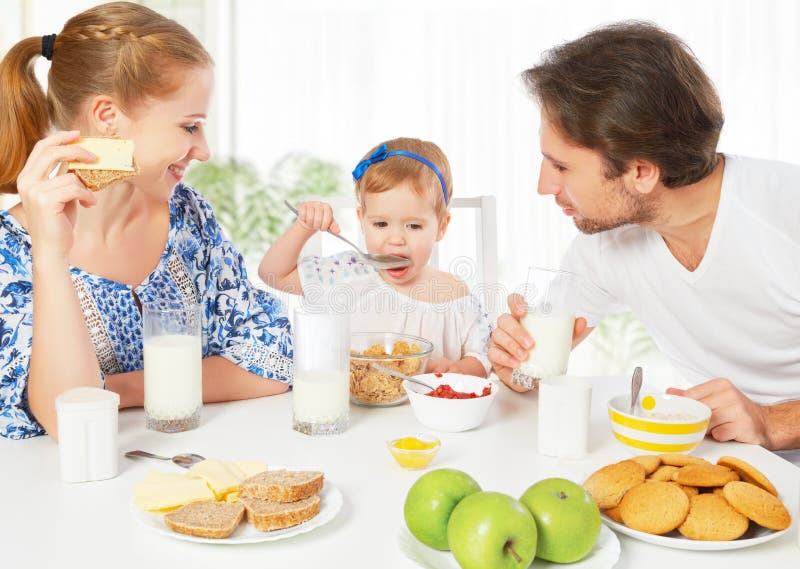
[489,21,799,451]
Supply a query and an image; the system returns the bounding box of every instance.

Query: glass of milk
[511,267,579,389]
[143,301,202,432]
[292,308,350,436]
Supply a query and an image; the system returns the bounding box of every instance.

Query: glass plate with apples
[398,470,620,569]
[398,524,620,569]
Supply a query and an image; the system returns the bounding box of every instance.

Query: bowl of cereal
[607,392,711,455]
[350,332,433,406]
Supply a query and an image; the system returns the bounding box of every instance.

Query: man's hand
[488,294,589,392]
[667,378,772,447]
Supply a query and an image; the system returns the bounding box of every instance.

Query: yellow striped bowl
[607,393,711,455]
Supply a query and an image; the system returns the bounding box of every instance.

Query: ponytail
[0,37,52,194]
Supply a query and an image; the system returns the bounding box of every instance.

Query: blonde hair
[354,137,453,220]
[0,1,212,194]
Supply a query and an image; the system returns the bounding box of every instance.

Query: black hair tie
[41,34,57,61]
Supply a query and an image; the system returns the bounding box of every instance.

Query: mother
[0,2,292,440]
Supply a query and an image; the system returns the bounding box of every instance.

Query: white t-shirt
[561,155,800,405]
[297,251,492,374]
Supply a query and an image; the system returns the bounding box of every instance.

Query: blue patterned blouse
[0,184,293,439]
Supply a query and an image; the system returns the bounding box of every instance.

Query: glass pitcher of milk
[511,267,579,389]
[143,301,202,432]
[292,308,350,436]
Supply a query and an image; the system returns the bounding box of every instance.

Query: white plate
[131,481,343,544]
[601,513,788,551]
[397,523,620,569]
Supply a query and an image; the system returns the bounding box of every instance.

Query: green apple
[404,468,481,550]
[519,477,601,563]
[447,491,538,569]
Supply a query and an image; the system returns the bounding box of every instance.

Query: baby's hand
[295,201,341,234]
[426,357,456,374]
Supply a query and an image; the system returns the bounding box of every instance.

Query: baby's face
[359,182,445,286]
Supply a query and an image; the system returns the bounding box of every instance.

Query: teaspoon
[285,200,412,270]
[124,450,206,469]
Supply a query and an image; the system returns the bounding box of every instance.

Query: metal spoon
[284,200,412,270]
[124,450,206,469]
[371,363,436,392]
[630,366,643,415]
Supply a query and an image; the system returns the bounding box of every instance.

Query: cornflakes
[350,341,424,405]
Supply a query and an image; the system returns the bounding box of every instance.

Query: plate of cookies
[583,454,792,551]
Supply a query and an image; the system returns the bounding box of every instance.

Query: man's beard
[573,178,659,235]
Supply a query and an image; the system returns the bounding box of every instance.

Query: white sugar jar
[55,387,120,483]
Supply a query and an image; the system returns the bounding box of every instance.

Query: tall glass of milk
[292,308,350,436]
[511,267,579,389]
[143,301,202,432]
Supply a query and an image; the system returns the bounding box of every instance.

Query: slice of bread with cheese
[164,501,245,539]
[67,137,138,191]
[240,470,324,503]
[240,494,321,532]
[134,471,215,512]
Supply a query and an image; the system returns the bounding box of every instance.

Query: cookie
[669,481,699,498]
[659,453,709,467]
[631,455,662,475]
[604,505,624,523]
[619,480,690,534]
[723,481,791,531]
[678,494,750,541]
[649,465,679,482]
[583,460,647,509]
[672,463,740,487]
[716,456,778,496]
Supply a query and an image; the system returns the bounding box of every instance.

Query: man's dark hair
[522,21,724,188]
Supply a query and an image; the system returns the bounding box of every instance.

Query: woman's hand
[295,201,341,234]
[15,130,97,258]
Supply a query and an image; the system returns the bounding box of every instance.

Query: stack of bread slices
[163,469,324,539]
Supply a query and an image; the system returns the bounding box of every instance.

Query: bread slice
[67,136,138,191]
[241,494,321,531]
[240,469,324,502]
[163,500,245,539]
[72,168,138,191]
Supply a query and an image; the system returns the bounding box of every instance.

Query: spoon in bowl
[630,366,643,415]
[284,200,412,270]
[371,363,437,392]
[124,450,206,469]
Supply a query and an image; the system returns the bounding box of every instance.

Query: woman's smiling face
[116,66,213,200]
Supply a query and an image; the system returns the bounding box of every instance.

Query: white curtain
[5,0,799,284]
[223,0,800,291]
[4,0,799,383]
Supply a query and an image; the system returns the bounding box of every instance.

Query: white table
[2,376,798,568]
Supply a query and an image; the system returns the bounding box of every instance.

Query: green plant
[184,153,346,260]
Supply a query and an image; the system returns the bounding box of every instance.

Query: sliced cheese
[67,137,135,171]
[134,475,214,512]
[186,459,248,499]
[234,460,268,478]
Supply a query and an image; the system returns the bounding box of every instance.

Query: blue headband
[352,144,449,204]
